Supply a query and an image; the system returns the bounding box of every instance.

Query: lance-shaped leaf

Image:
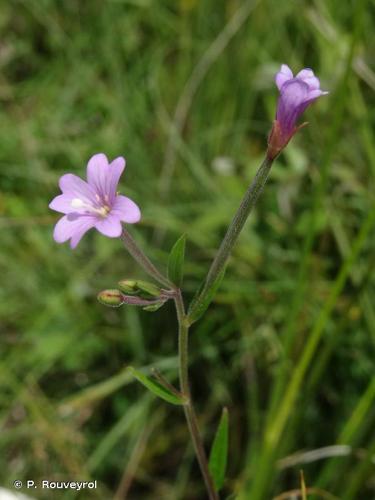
[187,266,226,324]
[167,234,186,287]
[209,407,229,492]
[127,367,186,405]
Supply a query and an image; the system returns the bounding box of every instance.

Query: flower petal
[95,215,123,238]
[70,222,96,249]
[53,214,96,247]
[296,68,314,79]
[59,173,96,204]
[275,64,293,90]
[295,68,320,91]
[302,76,320,91]
[49,194,75,214]
[276,79,309,135]
[303,89,328,103]
[108,157,126,201]
[111,195,141,223]
[86,153,109,197]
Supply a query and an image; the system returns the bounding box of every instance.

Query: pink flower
[49,153,141,248]
[268,64,328,159]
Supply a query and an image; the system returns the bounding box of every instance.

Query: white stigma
[71,198,86,208]
[71,198,110,217]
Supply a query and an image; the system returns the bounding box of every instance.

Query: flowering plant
[49,64,327,499]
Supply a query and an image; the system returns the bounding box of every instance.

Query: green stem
[121,229,173,289]
[119,231,217,497]
[174,290,219,500]
[197,155,274,302]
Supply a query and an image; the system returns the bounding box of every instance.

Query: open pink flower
[49,153,141,248]
[268,64,328,159]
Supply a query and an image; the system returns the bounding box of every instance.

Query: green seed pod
[118,279,138,294]
[97,289,123,307]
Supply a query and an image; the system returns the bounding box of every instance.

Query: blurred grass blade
[209,407,229,491]
[167,234,186,287]
[300,470,307,500]
[127,367,186,405]
[188,266,226,324]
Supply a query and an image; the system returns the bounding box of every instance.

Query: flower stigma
[71,198,111,217]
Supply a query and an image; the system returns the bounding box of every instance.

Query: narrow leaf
[188,266,226,324]
[167,234,186,287]
[209,407,229,492]
[127,366,186,405]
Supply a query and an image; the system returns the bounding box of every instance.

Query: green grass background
[1,0,375,498]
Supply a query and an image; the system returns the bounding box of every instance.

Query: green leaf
[187,266,226,324]
[167,234,186,287]
[127,367,186,405]
[209,407,229,492]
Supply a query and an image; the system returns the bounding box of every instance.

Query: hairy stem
[121,229,173,289]
[195,155,273,306]
[174,290,219,500]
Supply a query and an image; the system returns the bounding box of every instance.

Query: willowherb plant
[49,64,327,499]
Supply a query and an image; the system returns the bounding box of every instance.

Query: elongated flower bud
[118,279,138,294]
[135,280,162,298]
[267,64,328,159]
[118,279,162,299]
[97,289,123,307]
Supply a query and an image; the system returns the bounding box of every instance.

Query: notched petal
[53,214,95,247]
[275,64,293,90]
[111,195,141,223]
[49,194,74,214]
[95,216,123,238]
[108,157,126,201]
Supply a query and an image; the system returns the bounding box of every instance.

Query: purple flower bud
[268,65,328,159]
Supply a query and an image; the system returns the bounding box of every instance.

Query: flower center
[71,198,111,217]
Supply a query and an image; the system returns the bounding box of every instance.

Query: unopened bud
[135,280,161,298]
[97,289,123,307]
[118,279,162,299]
[118,280,138,294]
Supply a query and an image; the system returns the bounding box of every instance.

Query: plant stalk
[174,290,219,500]
[119,230,217,498]
[195,155,274,307]
[121,229,173,289]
